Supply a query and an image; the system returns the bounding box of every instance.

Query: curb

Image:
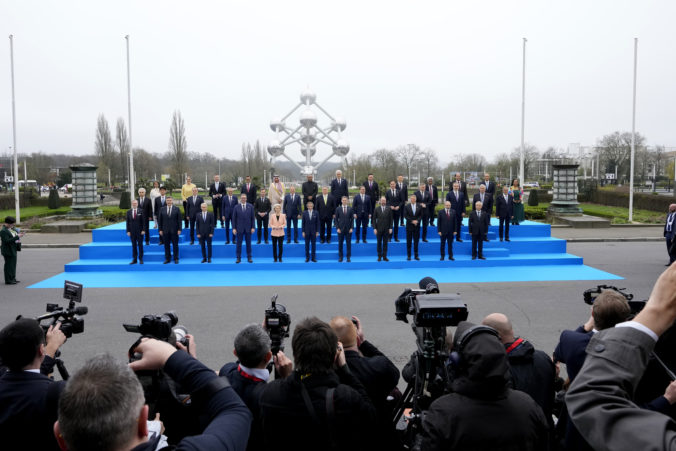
[22,244,82,249]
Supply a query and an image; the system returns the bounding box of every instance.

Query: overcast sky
[1,0,675,164]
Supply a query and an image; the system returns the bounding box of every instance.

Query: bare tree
[395,144,420,182]
[420,148,439,178]
[169,110,188,182]
[115,118,129,182]
[596,131,646,182]
[510,144,540,181]
[95,114,116,179]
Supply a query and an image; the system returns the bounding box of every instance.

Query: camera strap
[505,338,525,355]
[299,382,339,450]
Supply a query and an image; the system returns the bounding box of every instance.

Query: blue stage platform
[29,219,621,288]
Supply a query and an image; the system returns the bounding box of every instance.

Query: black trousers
[3,255,16,283]
[440,234,453,258]
[667,237,675,263]
[406,226,420,257]
[427,204,436,226]
[376,231,389,257]
[355,215,368,241]
[212,199,222,226]
[272,236,284,260]
[391,210,400,240]
[320,217,332,242]
[223,217,232,243]
[455,211,464,241]
[338,231,351,258]
[199,235,212,260]
[236,231,252,259]
[163,232,179,260]
[256,215,269,242]
[182,201,189,228]
[286,217,299,241]
[189,217,197,242]
[471,234,484,258]
[142,217,150,244]
[420,213,428,240]
[499,216,510,240]
[305,235,317,259]
[130,234,144,260]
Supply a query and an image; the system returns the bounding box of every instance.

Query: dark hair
[58,354,144,451]
[511,178,520,187]
[0,318,44,371]
[234,324,271,368]
[4,216,16,224]
[593,290,631,330]
[292,317,337,375]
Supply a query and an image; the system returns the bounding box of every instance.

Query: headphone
[448,325,500,368]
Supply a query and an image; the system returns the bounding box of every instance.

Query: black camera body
[265,295,291,355]
[123,311,188,348]
[32,280,87,339]
[583,284,645,314]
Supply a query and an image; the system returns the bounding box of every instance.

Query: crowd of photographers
[4,265,676,450]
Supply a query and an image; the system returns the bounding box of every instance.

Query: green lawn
[523,202,664,224]
[0,206,71,221]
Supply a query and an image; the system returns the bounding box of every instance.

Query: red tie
[133,209,136,219]
[446,210,449,218]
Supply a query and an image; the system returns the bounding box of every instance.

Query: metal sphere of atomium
[300,88,316,105]
[301,145,317,158]
[299,108,317,128]
[301,130,316,145]
[269,118,285,132]
[332,139,350,157]
[267,140,285,157]
[331,117,347,132]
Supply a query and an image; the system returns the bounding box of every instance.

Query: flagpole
[125,35,135,198]
[629,38,638,222]
[9,35,20,223]
[519,37,527,184]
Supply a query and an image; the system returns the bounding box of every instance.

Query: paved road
[0,241,668,383]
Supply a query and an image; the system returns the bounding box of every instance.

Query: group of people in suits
[126,172,524,264]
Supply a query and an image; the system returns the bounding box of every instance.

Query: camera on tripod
[583,284,645,314]
[33,280,88,338]
[395,277,468,327]
[265,294,291,355]
[123,311,189,349]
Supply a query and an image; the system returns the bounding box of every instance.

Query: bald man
[482,313,555,429]
[664,203,676,265]
[329,316,400,445]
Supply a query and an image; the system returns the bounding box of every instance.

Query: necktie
[477,211,481,219]
[133,209,136,219]
[229,196,232,203]
[481,194,484,202]
[669,213,674,232]
[168,206,172,216]
[193,196,196,204]
[382,207,385,213]
[247,184,250,191]
[343,206,346,214]
[162,196,165,205]
[309,211,312,219]
[369,182,372,189]
[399,183,402,190]
[446,209,449,217]
[412,205,416,215]
[242,204,245,211]
[361,194,364,202]
[392,189,395,197]
[324,195,327,203]
[292,194,294,202]
[203,212,206,221]
[140,198,143,206]
[455,191,458,200]
[505,195,508,202]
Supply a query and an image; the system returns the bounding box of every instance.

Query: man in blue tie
[664,203,676,265]
[302,201,319,262]
[404,194,423,261]
[232,194,255,263]
[335,196,354,262]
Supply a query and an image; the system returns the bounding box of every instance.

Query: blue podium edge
[28,264,622,289]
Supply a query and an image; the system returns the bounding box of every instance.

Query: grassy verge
[523,202,664,224]
[0,206,71,221]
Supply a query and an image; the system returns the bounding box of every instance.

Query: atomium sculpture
[267,88,349,176]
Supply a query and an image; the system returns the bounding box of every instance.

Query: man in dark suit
[352,186,371,243]
[335,196,354,262]
[447,181,466,243]
[301,174,318,209]
[136,188,152,245]
[664,203,676,265]
[373,196,392,261]
[221,187,238,244]
[480,172,496,196]
[283,186,302,244]
[404,194,423,260]
[437,200,456,261]
[153,185,168,245]
[453,172,470,208]
[363,174,379,224]
[158,196,182,263]
[209,174,225,227]
[496,185,514,242]
[414,184,431,242]
[472,184,493,242]
[397,175,408,226]
[240,175,257,204]
[316,186,335,244]
[232,194,255,263]
[330,169,348,203]
[126,199,145,264]
[0,318,67,451]
[196,202,215,263]
[469,201,490,260]
[254,188,271,244]
[186,186,204,245]
[302,201,319,262]
[425,177,439,227]
[385,180,402,242]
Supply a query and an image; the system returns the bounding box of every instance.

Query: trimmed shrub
[119,192,131,209]
[48,189,60,209]
[527,189,539,206]
[589,190,672,213]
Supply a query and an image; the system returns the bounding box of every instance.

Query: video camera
[583,284,645,314]
[395,277,468,327]
[123,311,189,349]
[265,294,291,355]
[31,280,87,338]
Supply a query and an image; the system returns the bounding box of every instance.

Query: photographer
[54,339,251,451]
[219,324,293,451]
[259,317,377,451]
[329,316,400,447]
[0,318,67,450]
[420,321,549,451]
